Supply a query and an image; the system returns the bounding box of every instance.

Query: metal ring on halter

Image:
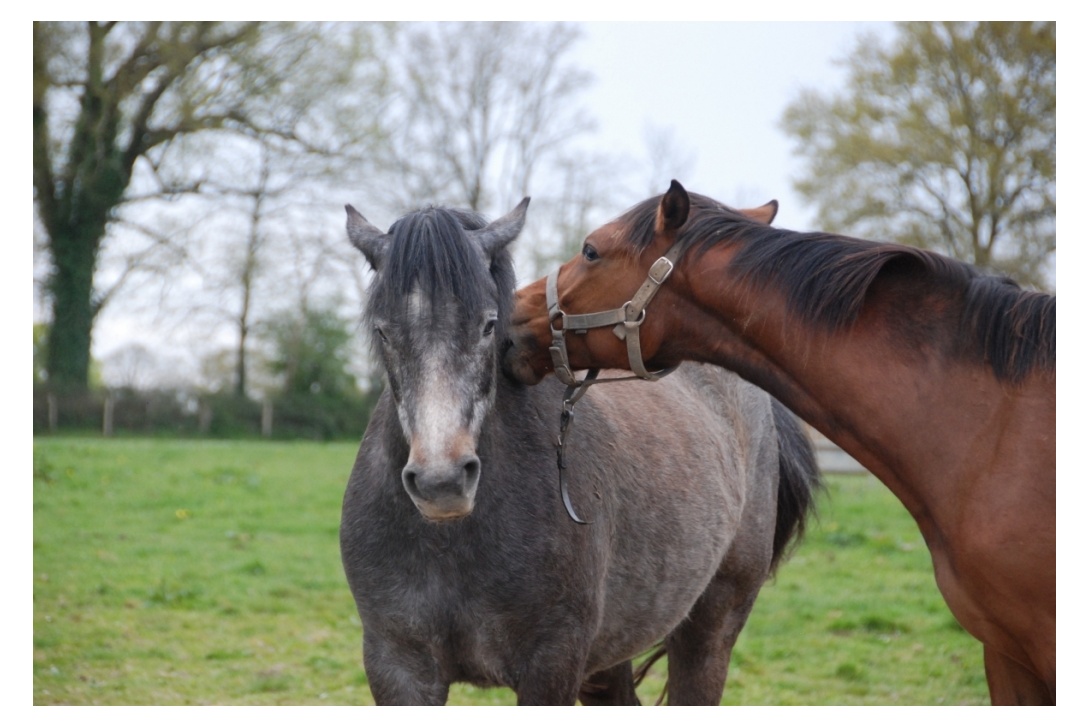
[621,301,646,327]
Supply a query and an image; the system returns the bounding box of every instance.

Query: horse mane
[618,193,1056,382]
[366,206,516,339]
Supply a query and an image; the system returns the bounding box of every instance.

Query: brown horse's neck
[669,248,1038,526]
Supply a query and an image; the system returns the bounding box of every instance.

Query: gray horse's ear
[345,204,388,271]
[473,197,530,259]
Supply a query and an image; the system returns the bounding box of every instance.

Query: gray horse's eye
[374,326,388,344]
[482,319,497,337]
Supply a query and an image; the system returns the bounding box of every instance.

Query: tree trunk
[40,22,128,391]
[45,226,102,391]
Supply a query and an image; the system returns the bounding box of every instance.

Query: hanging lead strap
[555,368,599,524]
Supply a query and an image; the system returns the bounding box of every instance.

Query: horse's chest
[361,555,550,684]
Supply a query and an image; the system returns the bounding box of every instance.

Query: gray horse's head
[346,199,529,522]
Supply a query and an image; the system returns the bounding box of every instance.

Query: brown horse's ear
[655,180,690,234]
[346,204,388,271]
[741,200,778,225]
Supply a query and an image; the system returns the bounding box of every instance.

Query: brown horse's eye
[582,244,600,262]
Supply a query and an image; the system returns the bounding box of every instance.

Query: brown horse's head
[505,181,776,385]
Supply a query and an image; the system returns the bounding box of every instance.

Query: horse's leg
[663,526,773,708]
[578,661,641,705]
[663,582,759,705]
[983,645,1054,705]
[514,676,582,705]
[512,642,590,705]
[362,632,449,705]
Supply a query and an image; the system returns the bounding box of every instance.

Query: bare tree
[642,124,697,198]
[352,21,635,285]
[227,143,273,397]
[524,150,629,276]
[373,22,595,216]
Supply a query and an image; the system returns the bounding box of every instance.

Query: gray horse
[339,199,820,705]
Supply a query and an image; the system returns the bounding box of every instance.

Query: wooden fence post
[47,392,58,433]
[103,391,115,437]
[198,400,212,435]
[262,399,273,438]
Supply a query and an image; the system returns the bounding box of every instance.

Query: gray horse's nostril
[460,457,482,513]
[402,465,420,498]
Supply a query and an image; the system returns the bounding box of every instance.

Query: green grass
[33,437,987,705]
[33,438,367,705]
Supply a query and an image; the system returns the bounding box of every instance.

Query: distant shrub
[32,385,378,440]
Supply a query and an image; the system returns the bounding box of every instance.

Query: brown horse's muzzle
[504,279,553,385]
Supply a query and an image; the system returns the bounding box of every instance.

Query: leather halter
[545,240,684,387]
[545,241,684,525]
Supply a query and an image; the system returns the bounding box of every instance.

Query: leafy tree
[33,21,377,390]
[781,22,1055,289]
[263,307,361,401]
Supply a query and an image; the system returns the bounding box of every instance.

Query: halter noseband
[545,240,684,388]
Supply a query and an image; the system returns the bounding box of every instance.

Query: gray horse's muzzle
[402,454,481,521]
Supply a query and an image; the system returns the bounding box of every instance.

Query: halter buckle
[647,256,674,285]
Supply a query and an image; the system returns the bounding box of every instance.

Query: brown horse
[505,180,1056,705]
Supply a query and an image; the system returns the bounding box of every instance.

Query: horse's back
[574,363,777,505]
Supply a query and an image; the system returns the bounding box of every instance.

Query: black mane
[618,193,1056,382]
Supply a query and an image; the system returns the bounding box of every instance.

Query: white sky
[568,21,896,232]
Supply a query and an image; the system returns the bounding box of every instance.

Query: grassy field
[32,437,988,705]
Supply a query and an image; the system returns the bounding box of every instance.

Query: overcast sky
[568,21,896,232]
